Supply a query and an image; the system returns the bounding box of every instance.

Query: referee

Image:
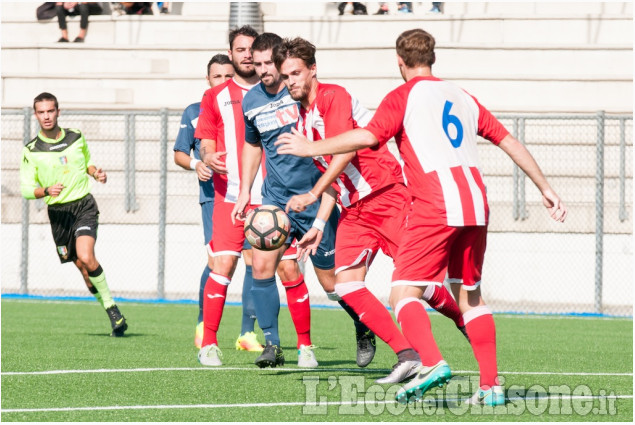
[20,92,127,337]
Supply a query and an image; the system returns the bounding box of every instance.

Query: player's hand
[204,151,228,175]
[542,188,567,222]
[285,193,316,214]
[296,227,323,262]
[93,168,107,183]
[231,192,251,225]
[47,183,65,197]
[275,128,313,157]
[195,161,213,182]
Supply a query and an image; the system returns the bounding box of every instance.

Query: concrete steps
[2,2,632,112]
[2,70,631,112]
[2,42,630,112]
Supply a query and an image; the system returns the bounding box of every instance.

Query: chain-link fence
[1,109,632,316]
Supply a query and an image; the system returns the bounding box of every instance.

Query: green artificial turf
[1,299,632,421]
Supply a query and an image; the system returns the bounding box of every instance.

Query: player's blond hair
[396,29,436,68]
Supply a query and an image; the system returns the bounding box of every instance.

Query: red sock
[283,275,311,348]
[423,284,464,327]
[201,272,229,347]
[395,297,443,366]
[464,306,499,388]
[337,281,411,354]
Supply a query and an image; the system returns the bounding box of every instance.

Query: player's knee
[75,252,97,270]
[213,256,237,277]
[277,260,299,282]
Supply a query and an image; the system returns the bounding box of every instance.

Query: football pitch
[1,299,632,422]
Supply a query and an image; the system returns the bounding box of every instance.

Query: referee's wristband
[44,187,50,197]
[311,218,326,232]
[190,158,201,170]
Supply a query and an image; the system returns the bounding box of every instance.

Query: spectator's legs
[77,3,89,40]
[55,5,69,41]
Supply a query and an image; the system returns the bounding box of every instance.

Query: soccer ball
[244,205,291,251]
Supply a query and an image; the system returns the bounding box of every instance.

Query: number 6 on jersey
[442,100,464,148]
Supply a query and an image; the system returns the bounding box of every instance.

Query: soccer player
[175,54,267,351]
[232,32,375,369]
[194,26,308,367]
[20,92,127,337]
[271,36,423,383]
[276,28,567,404]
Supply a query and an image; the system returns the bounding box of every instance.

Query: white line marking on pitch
[1,367,632,377]
[2,395,633,414]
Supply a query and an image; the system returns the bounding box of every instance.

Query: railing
[1,109,632,315]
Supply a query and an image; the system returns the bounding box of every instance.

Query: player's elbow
[358,129,379,149]
[21,184,36,200]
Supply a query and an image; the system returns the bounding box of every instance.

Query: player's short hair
[228,25,259,50]
[273,37,316,71]
[33,92,58,110]
[251,32,282,53]
[207,54,232,74]
[396,29,436,68]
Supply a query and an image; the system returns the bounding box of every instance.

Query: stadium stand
[1,2,632,313]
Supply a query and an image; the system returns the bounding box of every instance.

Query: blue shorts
[201,201,214,245]
[262,196,338,270]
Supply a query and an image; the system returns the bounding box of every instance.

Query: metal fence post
[512,118,520,220]
[519,117,528,220]
[595,111,605,314]
[619,117,628,222]
[20,107,31,295]
[157,108,168,299]
[124,113,139,213]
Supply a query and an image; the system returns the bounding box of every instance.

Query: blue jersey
[173,102,214,204]
[243,84,322,206]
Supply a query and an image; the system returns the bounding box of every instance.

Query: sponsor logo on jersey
[223,99,241,106]
[254,104,299,133]
[59,156,67,165]
[57,245,68,260]
[49,143,68,151]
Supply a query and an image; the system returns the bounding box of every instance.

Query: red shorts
[334,184,409,274]
[392,202,487,290]
[209,200,297,259]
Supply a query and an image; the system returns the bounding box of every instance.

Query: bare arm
[286,151,353,213]
[295,187,338,261]
[201,138,228,174]
[275,127,378,157]
[498,134,567,222]
[231,141,263,223]
[87,165,107,184]
[174,150,212,181]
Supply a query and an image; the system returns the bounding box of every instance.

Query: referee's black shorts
[47,193,100,263]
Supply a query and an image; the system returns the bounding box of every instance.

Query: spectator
[428,2,443,13]
[121,2,153,15]
[398,2,413,13]
[338,2,367,15]
[156,1,169,14]
[55,2,102,43]
[374,2,413,15]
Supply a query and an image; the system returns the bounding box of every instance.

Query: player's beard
[289,79,312,103]
[234,61,256,79]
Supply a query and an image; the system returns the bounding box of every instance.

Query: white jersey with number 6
[365,76,509,227]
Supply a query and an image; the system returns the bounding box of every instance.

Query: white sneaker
[297,344,318,368]
[375,359,420,384]
[198,344,223,366]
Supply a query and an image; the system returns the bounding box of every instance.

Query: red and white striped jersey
[297,83,405,207]
[365,76,509,227]
[194,79,264,203]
